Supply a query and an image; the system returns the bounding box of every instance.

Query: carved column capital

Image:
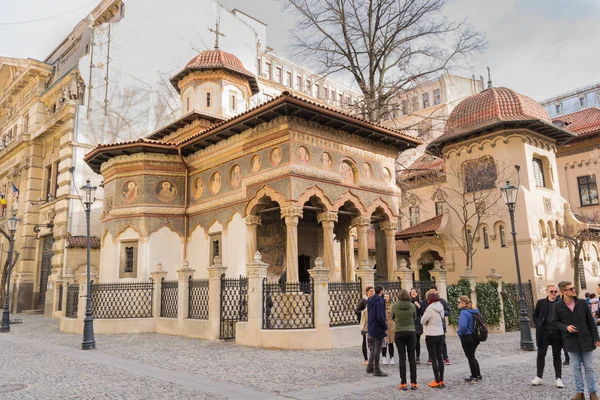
[317,211,338,224]
[245,214,262,226]
[351,216,371,227]
[380,220,398,231]
[281,206,303,220]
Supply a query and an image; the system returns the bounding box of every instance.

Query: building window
[555,103,562,114]
[296,76,303,91]
[499,225,506,247]
[578,175,599,206]
[275,67,282,83]
[580,97,587,107]
[52,161,60,198]
[433,89,441,105]
[409,207,420,226]
[230,93,237,112]
[44,165,52,200]
[119,240,138,278]
[411,96,419,111]
[532,157,546,187]
[264,62,272,79]
[422,93,430,108]
[186,97,190,112]
[286,71,293,87]
[257,58,262,76]
[206,92,211,108]
[463,156,497,192]
[315,83,320,99]
[305,79,312,95]
[125,247,134,272]
[483,227,489,249]
[209,232,222,264]
[435,201,444,216]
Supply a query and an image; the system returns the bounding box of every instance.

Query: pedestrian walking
[552,281,600,400]
[366,285,388,377]
[531,284,565,388]
[356,286,374,365]
[391,289,418,390]
[457,295,482,384]
[422,292,445,388]
[381,293,395,365]
[589,293,599,317]
[410,288,425,364]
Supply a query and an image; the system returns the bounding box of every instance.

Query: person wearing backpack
[457,295,482,383]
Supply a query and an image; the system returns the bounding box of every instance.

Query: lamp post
[1,214,20,333]
[81,179,97,350]
[500,180,534,351]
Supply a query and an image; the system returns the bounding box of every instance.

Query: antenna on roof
[487,66,493,89]
[209,17,226,50]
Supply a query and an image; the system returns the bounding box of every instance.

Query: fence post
[395,259,413,291]
[207,256,227,340]
[486,267,505,333]
[151,263,168,319]
[308,257,331,329]
[48,272,63,318]
[429,261,448,301]
[460,270,478,307]
[246,251,268,333]
[61,269,75,318]
[355,263,375,296]
[177,260,195,324]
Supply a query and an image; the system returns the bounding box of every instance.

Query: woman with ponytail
[457,295,482,383]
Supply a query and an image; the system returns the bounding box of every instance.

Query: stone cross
[209,18,226,50]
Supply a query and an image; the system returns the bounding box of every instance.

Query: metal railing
[65,284,79,318]
[188,278,209,320]
[91,280,154,319]
[220,276,248,340]
[376,277,403,303]
[263,279,314,329]
[57,283,63,312]
[160,280,178,318]
[328,278,362,327]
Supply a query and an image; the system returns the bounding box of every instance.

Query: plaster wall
[146,226,183,280]
[188,226,209,279]
[224,213,247,277]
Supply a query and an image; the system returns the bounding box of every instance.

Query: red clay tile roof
[170,49,259,94]
[400,154,444,179]
[66,236,101,249]
[353,229,409,252]
[395,215,443,239]
[553,107,600,136]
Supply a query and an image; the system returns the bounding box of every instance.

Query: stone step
[21,309,44,315]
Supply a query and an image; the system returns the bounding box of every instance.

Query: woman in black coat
[410,288,426,364]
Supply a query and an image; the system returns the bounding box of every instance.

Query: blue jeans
[568,351,596,393]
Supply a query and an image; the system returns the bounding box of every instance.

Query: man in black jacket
[531,284,564,388]
[553,281,600,400]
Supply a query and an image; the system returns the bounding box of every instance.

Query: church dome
[170,49,259,94]
[444,87,551,137]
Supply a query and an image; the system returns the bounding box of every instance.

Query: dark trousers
[460,334,481,378]
[415,333,422,359]
[368,336,384,368]
[361,334,368,361]
[426,335,445,383]
[395,331,417,384]
[382,343,395,358]
[537,330,562,379]
[427,335,448,360]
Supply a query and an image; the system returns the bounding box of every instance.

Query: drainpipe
[178,147,190,261]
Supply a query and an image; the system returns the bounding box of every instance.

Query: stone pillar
[352,217,370,269]
[486,267,505,333]
[381,221,398,281]
[355,263,376,296]
[47,271,63,318]
[347,228,356,281]
[207,256,227,340]
[317,211,338,281]
[429,261,448,301]
[246,251,269,332]
[60,269,75,318]
[395,259,414,291]
[308,257,330,329]
[151,263,168,318]
[245,215,262,264]
[177,260,195,323]
[281,206,303,283]
[460,270,478,307]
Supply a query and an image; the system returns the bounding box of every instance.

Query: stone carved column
[245,215,262,264]
[177,260,195,323]
[429,261,448,302]
[381,220,398,281]
[486,267,505,333]
[246,251,269,333]
[151,263,168,320]
[317,211,338,281]
[281,206,303,283]
[395,259,413,291]
[460,268,477,307]
[308,257,331,329]
[352,216,371,269]
[207,256,227,340]
[347,227,357,281]
[355,264,376,296]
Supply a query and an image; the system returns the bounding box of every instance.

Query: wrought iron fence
[263,279,314,329]
[329,278,362,327]
[57,283,63,312]
[413,280,434,296]
[376,278,402,303]
[65,284,79,318]
[91,280,154,319]
[189,278,209,320]
[220,276,248,340]
[160,280,178,318]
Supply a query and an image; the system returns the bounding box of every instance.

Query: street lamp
[81,179,97,350]
[1,214,20,333]
[500,180,534,351]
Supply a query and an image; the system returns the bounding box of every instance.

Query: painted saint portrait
[230,164,242,188]
[298,146,310,164]
[122,181,139,203]
[192,178,204,200]
[210,172,222,194]
[155,181,178,203]
[322,152,332,169]
[363,162,372,179]
[341,161,354,184]
[250,155,261,172]
[383,167,392,182]
[270,147,282,167]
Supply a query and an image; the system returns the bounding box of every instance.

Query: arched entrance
[416,250,443,281]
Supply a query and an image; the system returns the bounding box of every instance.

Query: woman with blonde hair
[457,295,482,383]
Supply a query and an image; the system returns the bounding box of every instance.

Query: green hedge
[447,279,471,325]
[475,281,501,326]
[502,284,520,332]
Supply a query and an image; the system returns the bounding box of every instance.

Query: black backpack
[472,313,488,342]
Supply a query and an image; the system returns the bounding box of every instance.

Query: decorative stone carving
[247,251,269,279]
[321,152,333,169]
[121,181,139,203]
[245,215,262,226]
[297,146,310,164]
[382,167,392,182]
[250,154,262,172]
[351,216,371,227]
[155,180,178,203]
[269,147,283,167]
[317,211,338,224]
[229,164,242,189]
[363,162,372,179]
[210,172,222,194]
[281,206,303,219]
[192,177,204,200]
[379,220,398,231]
[308,257,330,283]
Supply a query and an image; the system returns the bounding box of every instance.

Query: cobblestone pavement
[0,315,597,399]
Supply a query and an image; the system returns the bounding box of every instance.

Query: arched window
[483,227,489,249]
[539,220,547,239]
[547,221,555,239]
[499,225,506,248]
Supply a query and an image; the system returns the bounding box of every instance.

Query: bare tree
[283,0,486,122]
[559,215,600,293]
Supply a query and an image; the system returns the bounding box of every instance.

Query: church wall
[99,231,117,282]
[146,226,183,280]
[188,226,209,279]
[224,213,247,277]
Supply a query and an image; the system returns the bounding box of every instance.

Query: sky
[0,0,598,101]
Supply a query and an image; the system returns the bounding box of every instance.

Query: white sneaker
[382,357,388,365]
[531,376,543,386]
[390,357,395,365]
[555,378,564,388]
